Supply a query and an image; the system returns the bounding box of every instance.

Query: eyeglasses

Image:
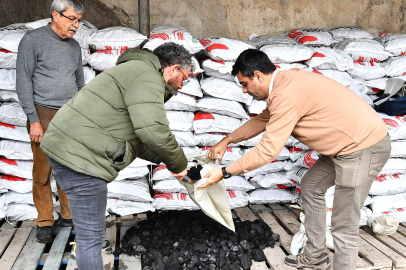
[57,11,82,24]
[178,67,190,86]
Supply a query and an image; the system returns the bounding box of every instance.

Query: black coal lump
[121,210,275,268]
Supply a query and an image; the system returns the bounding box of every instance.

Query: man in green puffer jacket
[40,43,192,270]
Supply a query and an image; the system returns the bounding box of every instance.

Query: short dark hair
[153,42,193,71]
[232,49,276,79]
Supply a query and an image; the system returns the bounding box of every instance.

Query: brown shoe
[285,252,330,270]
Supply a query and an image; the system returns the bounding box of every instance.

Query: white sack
[178,76,203,98]
[166,111,194,131]
[378,207,406,223]
[371,193,406,214]
[172,131,196,147]
[286,28,336,46]
[347,61,387,80]
[313,69,353,87]
[294,150,320,169]
[83,66,96,84]
[200,37,254,61]
[306,47,354,71]
[201,59,234,81]
[0,69,16,91]
[390,141,406,158]
[201,77,252,105]
[377,34,406,56]
[107,177,152,202]
[143,25,204,54]
[249,189,297,204]
[193,112,242,134]
[0,103,26,126]
[248,100,267,115]
[379,113,406,141]
[165,92,196,112]
[0,27,27,52]
[0,140,32,160]
[250,172,293,189]
[114,166,149,181]
[379,158,406,176]
[326,26,374,41]
[0,90,18,103]
[197,97,249,120]
[88,26,146,50]
[382,55,406,77]
[260,44,313,64]
[194,132,244,147]
[0,175,32,193]
[88,49,122,71]
[244,161,289,179]
[107,199,154,216]
[334,39,392,62]
[152,192,199,210]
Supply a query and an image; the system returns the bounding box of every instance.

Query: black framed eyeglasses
[57,11,82,24]
[178,68,190,86]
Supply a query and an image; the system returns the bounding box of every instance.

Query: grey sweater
[16,24,85,123]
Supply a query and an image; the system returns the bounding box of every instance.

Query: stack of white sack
[87,26,147,71]
[368,113,406,221]
[376,33,406,82]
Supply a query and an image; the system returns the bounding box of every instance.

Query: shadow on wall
[0,0,123,29]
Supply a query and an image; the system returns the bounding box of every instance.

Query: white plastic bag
[194,132,243,147]
[202,59,235,81]
[114,165,149,181]
[88,26,147,50]
[107,198,154,216]
[200,37,254,61]
[248,189,297,204]
[0,175,32,193]
[378,158,406,176]
[143,25,204,54]
[172,131,196,147]
[201,77,252,105]
[379,113,406,141]
[371,192,406,214]
[248,100,267,115]
[260,44,313,64]
[370,174,406,196]
[197,97,249,120]
[0,102,27,126]
[313,69,353,87]
[0,69,16,91]
[287,166,309,185]
[326,26,374,41]
[382,55,406,77]
[152,192,199,210]
[250,172,293,189]
[367,215,399,235]
[193,112,242,134]
[377,34,406,56]
[0,158,33,179]
[0,90,18,103]
[165,92,196,112]
[244,160,289,179]
[166,111,194,131]
[347,61,387,80]
[294,150,320,168]
[178,76,203,98]
[287,28,336,46]
[83,66,96,84]
[107,177,152,202]
[334,38,392,62]
[88,48,123,71]
[0,140,32,160]
[0,27,28,53]
[306,47,354,71]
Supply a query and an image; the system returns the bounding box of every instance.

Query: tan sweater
[227,68,388,175]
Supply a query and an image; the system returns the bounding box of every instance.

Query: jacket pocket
[368,150,390,178]
[108,141,134,171]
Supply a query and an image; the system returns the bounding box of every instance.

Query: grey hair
[50,0,84,18]
[153,42,193,72]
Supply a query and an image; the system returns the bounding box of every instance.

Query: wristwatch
[221,166,232,179]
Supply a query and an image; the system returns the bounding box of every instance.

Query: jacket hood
[117,48,177,96]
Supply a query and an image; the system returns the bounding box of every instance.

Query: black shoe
[59,218,73,227]
[285,252,330,270]
[36,226,53,243]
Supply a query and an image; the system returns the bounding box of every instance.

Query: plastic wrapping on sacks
[201,77,252,105]
[376,34,406,56]
[306,47,354,71]
[326,26,374,41]
[0,102,27,126]
[178,76,203,98]
[0,158,33,179]
[143,24,204,54]
[166,111,194,132]
[172,131,196,147]
[371,193,406,214]
[370,174,406,196]
[200,37,254,61]
[114,166,149,181]
[0,24,28,53]
[88,26,146,51]
[248,189,298,204]
[347,61,387,80]
[334,38,392,62]
[382,55,406,77]
[106,198,155,216]
[313,69,354,87]
[286,28,336,46]
[250,172,293,189]
[193,112,242,134]
[0,175,32,193]
[378,113,406,141]
[196,97,249,120]
[0,140,32,160]
[164,92,196,112]
[0,69,16,91]
[260,43,313,64]
[107,177,153,202]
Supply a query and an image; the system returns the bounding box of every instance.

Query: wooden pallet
[0,213,147,270]
[234,205,406,270]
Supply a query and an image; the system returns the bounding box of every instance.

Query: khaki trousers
[301,134,391,270]
[27,105,72,227]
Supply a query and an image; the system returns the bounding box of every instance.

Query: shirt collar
[268,70,278,96]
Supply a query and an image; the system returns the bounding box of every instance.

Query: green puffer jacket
[40,48,187,182]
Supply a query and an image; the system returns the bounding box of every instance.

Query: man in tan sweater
[202,49,390,270]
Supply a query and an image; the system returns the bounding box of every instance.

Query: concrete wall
[1,0,405,39]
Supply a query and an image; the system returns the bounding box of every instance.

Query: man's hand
[206,136,233,163]
[30,122,44,143]
[170,168,188,180]
[198,167,223,188]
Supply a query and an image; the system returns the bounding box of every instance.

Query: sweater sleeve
[75,51,85,90]
[227,95,300,175]
[230,107,270,143]
[16,35,40,123]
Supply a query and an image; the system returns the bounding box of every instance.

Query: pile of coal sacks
[120,210,279,270]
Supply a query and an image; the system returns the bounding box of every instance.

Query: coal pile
[121,210,279,270]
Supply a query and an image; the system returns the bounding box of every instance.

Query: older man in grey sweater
[16,0,85,243]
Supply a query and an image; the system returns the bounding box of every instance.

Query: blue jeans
[48,157,107,270]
